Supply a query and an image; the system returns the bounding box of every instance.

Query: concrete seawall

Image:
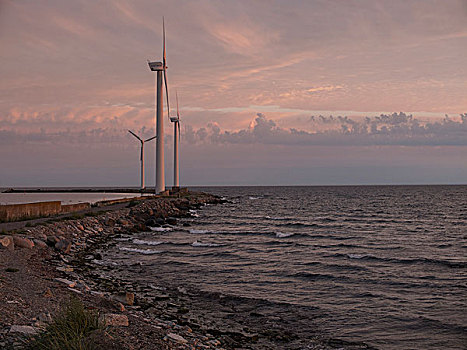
[0,201,62,222]
[0,201,94,222]
[61,202,91,214]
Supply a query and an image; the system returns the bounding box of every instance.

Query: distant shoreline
[2,183,466,194]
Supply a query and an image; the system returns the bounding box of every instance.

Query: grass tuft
[26,297,102,350]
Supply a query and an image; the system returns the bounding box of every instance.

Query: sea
[98,186,467,348]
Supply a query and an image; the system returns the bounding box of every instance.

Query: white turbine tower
[170,92,181,188]
[148,17,170,194]
[128,130,156,191]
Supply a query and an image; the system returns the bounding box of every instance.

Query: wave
[339,253,466,268]
[292,271,351,282]
[132,239,164,246]
[119,247,162,255]
[189,209,199,217]
[265,216,291,221]
[192,241,221,247]
[275,232,295,238]
[189,229,210,234]
[189,228,305,239]
[275,222,311,227]
[115,237,132,241]
[150,226,173,232]
[347,253,376,260]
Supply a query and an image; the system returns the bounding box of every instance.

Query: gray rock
[100,313,129,327]
[9,325,37,335]
[118,219,129,226]
[33,239,48,248]
[46,235,59,246]
[37,233,47,240]
[105,218,116,227]
[166,333,187,344]
[166,217,177,225]
[55,239,72,254]
[112,292,135,306]
[54,278,76,287]
[38,312,52,323]
[12,236,34,249]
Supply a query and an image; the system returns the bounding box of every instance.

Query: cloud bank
[183,112,467,146]
[2,112,466,147]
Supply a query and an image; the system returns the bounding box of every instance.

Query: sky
[0,0,466,186]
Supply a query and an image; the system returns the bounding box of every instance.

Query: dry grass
[25,298,103,350]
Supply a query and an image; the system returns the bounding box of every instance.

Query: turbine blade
[164,69,170,121]
[176,90,180,118]
[145,135,157,142]
[128,130,142,142]
[162,17,166,66]
[177,121,181,142]
[162,17,170,121]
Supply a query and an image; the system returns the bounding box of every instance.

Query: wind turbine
[170,92,181,188]
[148,17,170,194]
[128,130,156,191]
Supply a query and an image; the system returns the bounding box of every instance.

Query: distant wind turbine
[128,130,156,190]
[170,91,181,187]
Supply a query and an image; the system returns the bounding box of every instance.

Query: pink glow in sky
[0,0,466,186]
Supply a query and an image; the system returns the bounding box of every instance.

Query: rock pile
[0,192,232,349]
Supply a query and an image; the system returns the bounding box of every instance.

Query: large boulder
[105,218,116,227]
[9,325,37,335]
[46,235,60,247]
[12,236,34,249]
[112,292,134,306]
[55,239,72,254]
[166,333,188,344]
[0,236,14,250]
[100,314,129,327]
[33,239,48,249]
[166,217,177,225]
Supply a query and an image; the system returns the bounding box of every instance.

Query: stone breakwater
[0,192,233,349]
[1,192,221,254]
[0,192,374,350]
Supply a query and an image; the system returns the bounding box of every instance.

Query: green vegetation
[26,298,103,350]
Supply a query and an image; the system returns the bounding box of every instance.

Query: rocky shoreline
[0,191,375,349]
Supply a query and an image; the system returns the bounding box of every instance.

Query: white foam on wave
[266,216,289,221]
[189,229,210,234]
[347,253,372,259]
[189,209,199,217]
[249,196,260,200]
[150,226,173,232]
[275,232,295,238]
[119,247,161,255]
[132,239,164,246]
[192,240,220,247]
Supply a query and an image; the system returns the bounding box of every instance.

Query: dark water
[104,186,467,349]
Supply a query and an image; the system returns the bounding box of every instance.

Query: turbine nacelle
[170,116,179,123]
[148,61,164,71]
